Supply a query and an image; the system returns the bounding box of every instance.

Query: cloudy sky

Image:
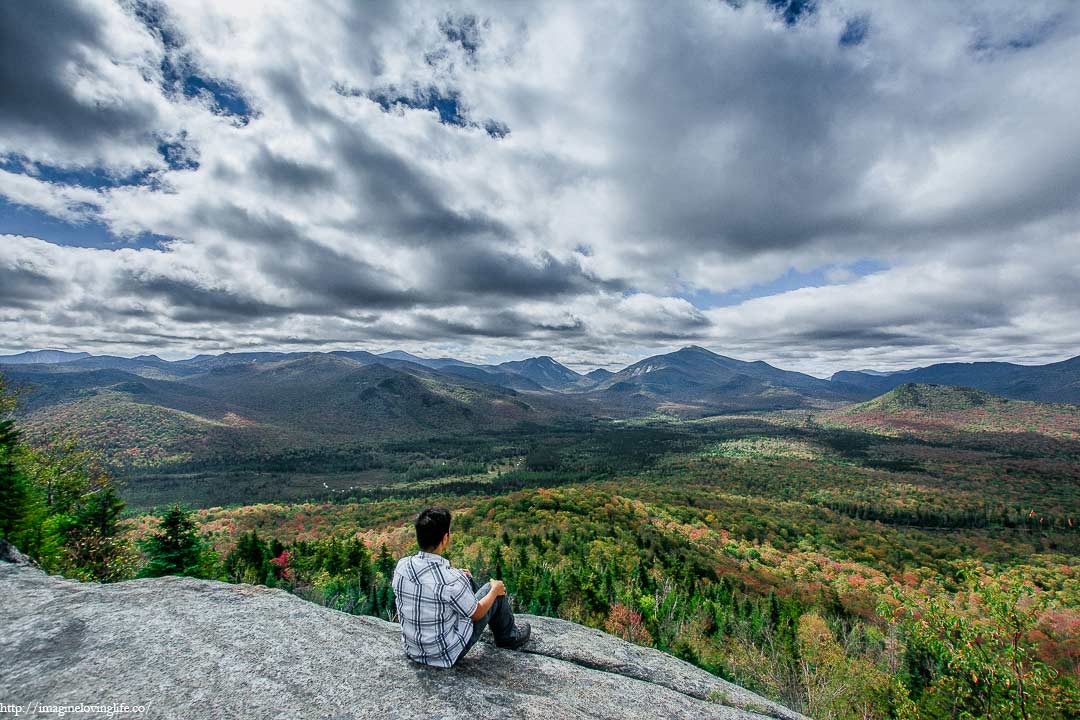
[2,0,1079,376]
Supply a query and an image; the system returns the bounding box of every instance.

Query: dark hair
[415,506,451,551]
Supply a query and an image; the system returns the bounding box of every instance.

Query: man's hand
[471,579,507,621]
[460,568,472,579]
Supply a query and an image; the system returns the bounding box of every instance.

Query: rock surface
[0,545,805,720]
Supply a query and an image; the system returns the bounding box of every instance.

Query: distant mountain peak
[378,350,422,361]
[496,356,582,390]
[669,345,741,362]
[376,350,475,370]
[0,350,91,365]
[590,344,857,411]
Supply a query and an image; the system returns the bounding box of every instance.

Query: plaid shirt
[392,550,478,668]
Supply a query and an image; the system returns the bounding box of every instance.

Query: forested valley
[3,377,1079,718]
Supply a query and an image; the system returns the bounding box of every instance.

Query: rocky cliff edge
[0,541,805,720]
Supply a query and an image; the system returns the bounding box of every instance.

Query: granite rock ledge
[0,541,806,720]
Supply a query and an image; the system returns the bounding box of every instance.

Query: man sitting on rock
[392,506,532,668]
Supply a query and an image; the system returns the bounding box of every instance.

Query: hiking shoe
[495,622,531,650]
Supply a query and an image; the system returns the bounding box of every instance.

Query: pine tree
[141,504,212,578]
[376,544,395,578]
[488,544,505,579]
[0,416,34,545]
[325,537,345,575]
[225,530,272,584]
[345,537,373,588]
[66,483,133,582]
[75,484,126,538]
[0,409,59,566]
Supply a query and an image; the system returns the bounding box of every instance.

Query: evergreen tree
[324,537,346,575]
[75,484,126,538]
[0,415,35,547]
[345,538,373,588]
[0,385,56,565]
[376,544,395,578]
[224,529,271,584]
[140,504,214,578]
[488,544,505,579]
[66,483,133,582]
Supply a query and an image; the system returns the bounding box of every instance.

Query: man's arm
[471,579,506,621]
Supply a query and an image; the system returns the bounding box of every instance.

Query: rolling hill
[2,354,554,469]
[823,383,1080,452]
[838,383,997,413]
[179,354,541,438]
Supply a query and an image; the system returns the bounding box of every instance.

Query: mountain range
[1,346,1078,468]
[4,345,1079,408]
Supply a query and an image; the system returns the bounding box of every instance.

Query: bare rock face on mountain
[0,542,804,720]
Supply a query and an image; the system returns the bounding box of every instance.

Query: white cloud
[0,0,1078,373]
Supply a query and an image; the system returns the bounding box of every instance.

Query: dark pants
[454,577,517,664]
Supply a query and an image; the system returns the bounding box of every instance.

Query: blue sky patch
[0,198,171,250]
[675,259,889,309]
[766,0,816,27]
[365,85,509,139]
[439,14,482,61]
[369,86,468,127]
[157,135,199,172]
[132,0,253,124]
[177,73,253,122]
[723,1,816,27]
[1,155,155,190]
[1,135,195,192]
[840,16,870,47]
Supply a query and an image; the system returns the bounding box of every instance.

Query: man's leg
[468,577,517,644]
[485,591,517,645]
[455,578,522,664]
[455,579,491,664]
